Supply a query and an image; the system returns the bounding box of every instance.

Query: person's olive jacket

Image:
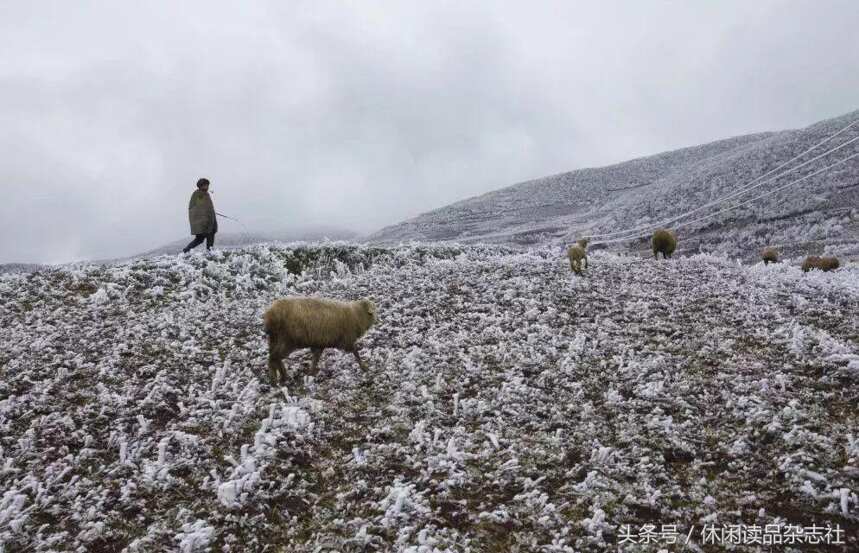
[188,190,217,235]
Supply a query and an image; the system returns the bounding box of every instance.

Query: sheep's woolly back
[801,256,840,273]
[761,247,778,264]
[264,297,377,350]
[651,229,677,256]
[567,245,586,261]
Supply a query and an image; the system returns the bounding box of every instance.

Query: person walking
[183,178,218,253]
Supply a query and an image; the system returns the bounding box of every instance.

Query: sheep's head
[359,299,378,324]
[577,238,589,249]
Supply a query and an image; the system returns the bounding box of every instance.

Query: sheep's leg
[583,256,588,269]
[352,348,368,370]
[269,342,295,386]
[281,349,299,385]
[310,348,323,375]
[268,352,284,386]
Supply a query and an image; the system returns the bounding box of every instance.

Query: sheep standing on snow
[762,247,779,265]
[263,297,378,385]
[801,256,840,273]
[651,229,677,259]
[567,239,589,275]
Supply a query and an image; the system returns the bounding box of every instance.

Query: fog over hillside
[370,109,859,261]
[4,2,859,265]
[0,227,357,274]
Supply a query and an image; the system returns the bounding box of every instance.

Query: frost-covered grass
[1,243,857,551]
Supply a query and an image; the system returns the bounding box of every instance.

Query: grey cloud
[1,0,857,263]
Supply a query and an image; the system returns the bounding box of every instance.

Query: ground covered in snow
[1,243,857,552]
[370,110,859,265]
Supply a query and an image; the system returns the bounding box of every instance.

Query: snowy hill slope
[369,110,859,261]
[0,263,44,275]
[136,227,359,258]
[1,243,857,551]
[0,228,358,275]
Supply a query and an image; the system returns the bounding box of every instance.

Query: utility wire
[588,134,859,242]
[592,150,859,245]
[585,117,859,239]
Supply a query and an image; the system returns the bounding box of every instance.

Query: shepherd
[183,178,218,253]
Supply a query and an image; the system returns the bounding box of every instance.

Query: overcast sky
[1,1,857,264]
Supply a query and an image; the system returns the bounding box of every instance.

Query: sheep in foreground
[761,247,779,265]
[651,229,677,259]
[263,296,377,385]
[801,256,840,273]
[567,243,587,275]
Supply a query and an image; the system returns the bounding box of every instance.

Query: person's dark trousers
[183,233,215,253]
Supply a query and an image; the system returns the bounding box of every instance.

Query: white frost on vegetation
[0,242,857,551]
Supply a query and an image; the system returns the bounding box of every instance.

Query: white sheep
[761,247,779,264]
[567,238,589,275]
[263,296,377,385]
[651,228,677,259]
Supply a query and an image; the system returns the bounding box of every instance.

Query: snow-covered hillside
[135,227,359,260]
[0,229,359,276]
[0,263,43,275]
[1,243,857,551]
[369,110,859,262]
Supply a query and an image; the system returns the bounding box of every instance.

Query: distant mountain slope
[369,110,859,260]
[0,263,44,275]
[138,227,358,258]
[0,227,357,273]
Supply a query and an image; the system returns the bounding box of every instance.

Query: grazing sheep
[263,296,377,385]
[801,256,840,273]
[567,245,587,275]
[566,238,590,274]
[651,229,677,259]
[761,247,779,265]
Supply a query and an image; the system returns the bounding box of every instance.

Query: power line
[588,134,859,242]
[587,127,859,240]
[592,150,859,245]
[585,117,859,239]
